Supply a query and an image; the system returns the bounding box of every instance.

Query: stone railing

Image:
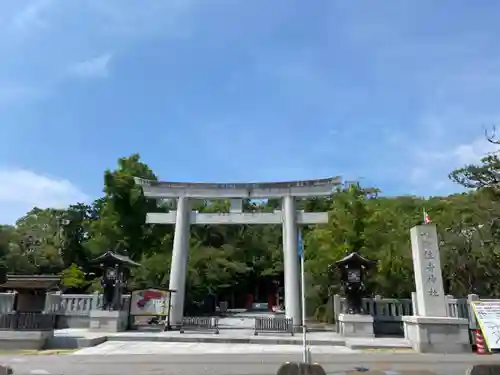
[0,294,15,314]
[50,293,130,314]
[57,294,96,315]
[332,293,486,335]
[0,292,131,329]
[44,292,130,329]
[0,290,489,334]
[0,312,56,331]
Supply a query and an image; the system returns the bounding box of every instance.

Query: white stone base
[338,314,374,337]
[89,310,129,332]
[402,315,470,353]
[0,330,53,350]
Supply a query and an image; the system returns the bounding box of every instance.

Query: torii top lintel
[134,176,341,199]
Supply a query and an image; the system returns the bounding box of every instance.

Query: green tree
[60,263,89,292]
[85,154,158,260]
[13,208,65,273]
[59,203,92,269]
[450,154,500,191]
[305,184,375,320]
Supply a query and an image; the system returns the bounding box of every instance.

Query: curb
[0,349,75,356]
[358,348,416,353]
[105,335,347,346]
[348,344,414,350]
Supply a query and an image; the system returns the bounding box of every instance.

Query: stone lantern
[88,251,141,332]
[334,252,376,337]
[335,252,376,314]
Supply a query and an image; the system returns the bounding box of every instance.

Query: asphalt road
[2,353,500,375]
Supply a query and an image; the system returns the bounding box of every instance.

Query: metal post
[301,253,308,362]
[299,229,310,363]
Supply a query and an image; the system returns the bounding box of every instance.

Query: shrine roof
[90,251,141,267]
[0,274,61,290]
[335,252,377,268]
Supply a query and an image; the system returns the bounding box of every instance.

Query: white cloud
[454,138,499,165]
[68,53,112,78]
[393,107,500,195]
[0,169,88,224]
[409,137,500,193]
[11,0,53,34]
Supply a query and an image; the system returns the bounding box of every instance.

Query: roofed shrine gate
[135,177,339,328]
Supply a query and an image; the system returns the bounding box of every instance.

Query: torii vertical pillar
[169,196,191,327]
[283,195,301,325]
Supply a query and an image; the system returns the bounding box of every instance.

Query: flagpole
[299,229,309,363]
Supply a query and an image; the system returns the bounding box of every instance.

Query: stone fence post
[467,294,479,330]
[333,294,341,332]
[44,291,61,313]
[445,294,453,316]
[91,291,100,310]
[0,293,16,313]
[411,291,418,316]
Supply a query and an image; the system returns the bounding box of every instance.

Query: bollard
[277,362,326,375]
[475,330,490,355]
[467,364,500,375]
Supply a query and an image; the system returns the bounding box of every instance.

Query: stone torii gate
[135,177,339,327]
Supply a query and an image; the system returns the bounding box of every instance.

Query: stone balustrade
[0,291,489,336]
[332,293,478,336]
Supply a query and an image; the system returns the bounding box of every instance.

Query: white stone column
[282,195,301,325]
[401,224,469,353]
[281,217,287,310]
[169,196,191,327]
[410,224,446,317]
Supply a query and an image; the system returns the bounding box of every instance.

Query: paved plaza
[52,314,412,351]
[1,352,500,375]
[72,341,361,355]
[53,326,411,349]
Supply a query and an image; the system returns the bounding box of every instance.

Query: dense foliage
[1,151,500,321]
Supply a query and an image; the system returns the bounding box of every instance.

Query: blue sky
[1,0,500,224]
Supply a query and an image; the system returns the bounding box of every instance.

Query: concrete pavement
[72,341,361,355]
[1,352,500,375]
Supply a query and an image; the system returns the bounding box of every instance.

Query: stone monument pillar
[402,224,470,353]
[168,196,191,327]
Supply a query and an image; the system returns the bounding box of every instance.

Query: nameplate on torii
[146,211,329,225]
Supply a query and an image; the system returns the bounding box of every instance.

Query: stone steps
[49,327,413,351]
[105,333,347,346]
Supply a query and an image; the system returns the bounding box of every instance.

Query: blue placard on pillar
[298,229,303,258]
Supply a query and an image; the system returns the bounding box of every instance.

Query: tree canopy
[2,150,500,321]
